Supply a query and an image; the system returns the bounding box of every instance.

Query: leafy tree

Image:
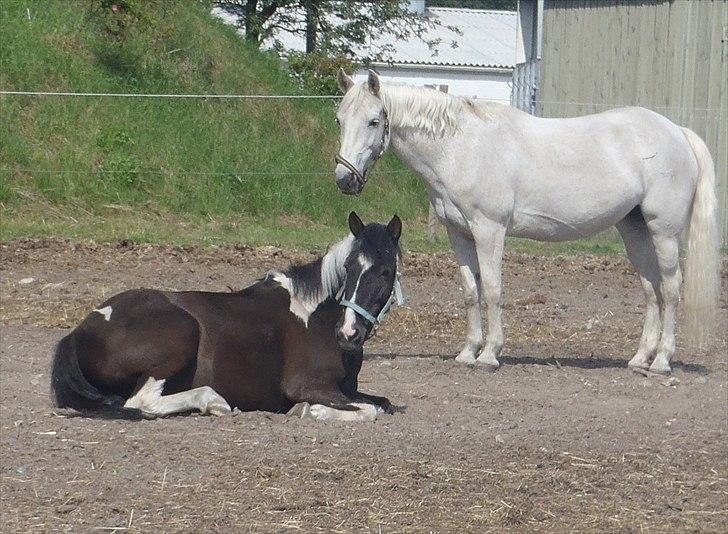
[214,1,456,60]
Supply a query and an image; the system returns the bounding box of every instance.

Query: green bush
[87,0,170,41]
[286,52,357,95]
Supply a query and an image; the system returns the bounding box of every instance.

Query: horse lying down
[51,212,402,422]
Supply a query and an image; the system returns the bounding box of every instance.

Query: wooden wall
[538,0,728,244]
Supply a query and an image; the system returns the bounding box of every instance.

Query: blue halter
[340,274,405,326]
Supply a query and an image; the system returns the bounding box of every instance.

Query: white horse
[334,69,720,374]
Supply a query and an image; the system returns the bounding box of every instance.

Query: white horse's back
[467,104,699,241]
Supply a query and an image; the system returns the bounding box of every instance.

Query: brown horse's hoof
[287,402,311,418]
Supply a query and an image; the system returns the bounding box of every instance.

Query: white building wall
[352,66,512,102]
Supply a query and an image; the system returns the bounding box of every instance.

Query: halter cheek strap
[340,273,405,327]
[334,109,390,189]
[339,299,379,325]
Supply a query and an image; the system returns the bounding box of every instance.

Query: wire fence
[1,89,724,113]
[1,167,410,177]
[0,90,341,99]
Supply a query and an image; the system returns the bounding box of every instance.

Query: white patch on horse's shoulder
[269,271,314,326]
[93,305,113,321]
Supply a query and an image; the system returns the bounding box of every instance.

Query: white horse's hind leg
[472,221,507,370]
[649,234,682,374]
[616,214,662,369]
[124,377,232,418]
[446,227,483,364]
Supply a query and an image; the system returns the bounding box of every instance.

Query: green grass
[0,1,426,240]
[0,0,626,256]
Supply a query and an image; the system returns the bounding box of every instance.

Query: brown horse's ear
[337,68,354,93]
[387,215,402,241]
[367,69,380,96]
[349,211,365,237]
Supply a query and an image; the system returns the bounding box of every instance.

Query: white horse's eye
[369,119,380,127]
[335,117,340,125]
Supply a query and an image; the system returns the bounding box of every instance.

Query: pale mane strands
[274,233,354,323]
[320,233,355,299]
[380,84,468,138]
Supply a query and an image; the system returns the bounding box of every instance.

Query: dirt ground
[1,238,727,533]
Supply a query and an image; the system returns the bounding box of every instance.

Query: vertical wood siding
[539,0,728,244]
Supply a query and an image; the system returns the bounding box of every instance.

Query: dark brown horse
[51,212,402,421]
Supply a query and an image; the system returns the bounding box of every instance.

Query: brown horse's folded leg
[291,387,360,412]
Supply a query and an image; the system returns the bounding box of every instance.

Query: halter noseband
[340,272,404,332]
[334,108,390,189]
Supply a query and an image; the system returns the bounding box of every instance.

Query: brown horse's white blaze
[51,212,403,422]
[339,256,373,342]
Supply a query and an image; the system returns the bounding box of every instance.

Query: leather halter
[334,108,390,189]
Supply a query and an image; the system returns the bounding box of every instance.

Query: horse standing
[334,69,720,374]
[51,212,402,421]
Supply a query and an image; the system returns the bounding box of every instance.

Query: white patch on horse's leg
[123,377,166,415]
[93,305,113,321]
[195,387,233,416]
[446,227,482,364]
[473,223,506,370]
[649,234,681,375]
[287,402,312,418]
[123,377,231,418]
[307,403,381,422]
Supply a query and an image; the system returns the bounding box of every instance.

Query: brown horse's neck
[269,234,354,324]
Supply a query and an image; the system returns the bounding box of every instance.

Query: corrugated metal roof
[363,8,518,69]
[214,6,519,70]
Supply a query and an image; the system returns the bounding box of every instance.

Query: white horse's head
[334,69,390,195]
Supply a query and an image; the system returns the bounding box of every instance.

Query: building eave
[364,61,514,74]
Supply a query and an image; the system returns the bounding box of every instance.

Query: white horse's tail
[681,127,721,348]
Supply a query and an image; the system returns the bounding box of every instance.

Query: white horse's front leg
[472,221,507,371]
[446,227,483,364]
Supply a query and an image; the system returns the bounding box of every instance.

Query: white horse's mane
[380,83,471,138]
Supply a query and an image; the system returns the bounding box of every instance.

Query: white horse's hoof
[455,352,477,365]
[649,359,672,375]
[475,357,500,372]
[627,354,651,370]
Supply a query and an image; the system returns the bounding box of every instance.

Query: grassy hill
[0,0,430,248]
[0,0,625,254]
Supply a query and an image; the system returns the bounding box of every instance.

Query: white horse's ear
[367,69,380,96]
[337,68,354,93]
[348,211,365,237]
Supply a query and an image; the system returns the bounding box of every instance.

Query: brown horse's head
[336,211,402,350]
